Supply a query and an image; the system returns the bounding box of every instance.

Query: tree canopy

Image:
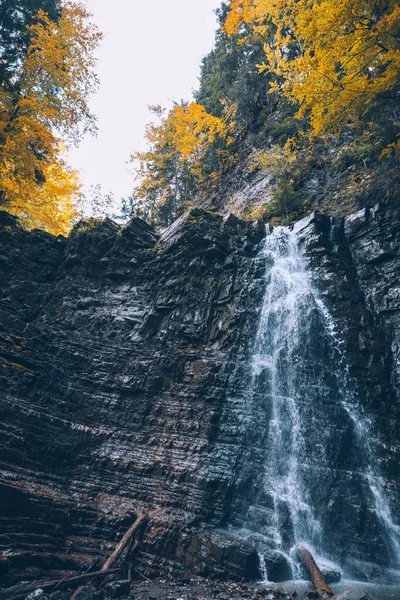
[224,0,400,139]
[0,1,101,235]
[132,102,233,226]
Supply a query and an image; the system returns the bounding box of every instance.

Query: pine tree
[0,0,61,84]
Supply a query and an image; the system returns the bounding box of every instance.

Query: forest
[0,0,399,229]
[133,0,400,226]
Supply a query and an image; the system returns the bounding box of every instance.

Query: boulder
[263,551,293,582]
[185,530,261,581]
[104,580,131,599]
[321,566,342,584]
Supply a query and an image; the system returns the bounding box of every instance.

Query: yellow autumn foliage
[133,102,233,223]
[139,102,230,171]
[224,0,400,137]
[0,1,101,235]
[3,159,81,235]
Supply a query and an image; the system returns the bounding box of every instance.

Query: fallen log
[296,545,334,599]
[0,568,118,600]
[70,512,148,600]
[101,511,148,572]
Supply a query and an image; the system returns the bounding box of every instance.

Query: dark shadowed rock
[263,551,293,583]
[185,530,261,581]
[71,587,104,600]
[49,592,72,600]
[0,208,264,585]
[104,580,130,598]
[320,566,341,585]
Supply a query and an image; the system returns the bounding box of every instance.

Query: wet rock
[262,552,293,583]
[0,208,263,585]
[332,589,371,600]
[320,566,341,584]
[0,199,399,588]
[72,586,104,600]
[185,530,261,581]
[26,590,45,599]
[104,580,131,598]
[49,592,72,600]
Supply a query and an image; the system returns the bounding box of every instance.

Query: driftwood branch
[296,545,334,598]
[0,568,118,600]
[70,513,148,600]
[1,511,149,600]
[101,511,148,572]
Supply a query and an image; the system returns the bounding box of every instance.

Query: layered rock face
[0,199,399,587]
[0,209,266,586]
[297,200,400,578]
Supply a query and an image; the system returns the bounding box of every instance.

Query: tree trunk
[296,545,334,599]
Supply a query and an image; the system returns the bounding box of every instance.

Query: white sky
[68,0,221,203]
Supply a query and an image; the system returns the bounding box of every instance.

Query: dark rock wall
[222,199,400,580]
[0,199,399,585]
[0,210,266,585]
[295,199,400,576]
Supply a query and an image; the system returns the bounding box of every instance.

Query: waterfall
[236,225,400,581]
[251,226,322,550]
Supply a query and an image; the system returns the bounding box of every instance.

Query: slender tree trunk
[101,512,148,572]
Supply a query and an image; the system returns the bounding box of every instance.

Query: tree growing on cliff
[0,1,102,235]
[224,0,400,140]
[218,0,400,221]
[195,2,273,130]
[131,102,234,226]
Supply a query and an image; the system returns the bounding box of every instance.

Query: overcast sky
[68,0,221,203]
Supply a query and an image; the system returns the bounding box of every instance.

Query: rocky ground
[4,577,379,600]
[1,578,295,600]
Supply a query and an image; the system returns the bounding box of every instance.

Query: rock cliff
[0,198,399,588]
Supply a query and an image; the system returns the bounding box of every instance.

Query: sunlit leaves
[224,0,400,137]
[0,1,102,235]
[132,102,233,225]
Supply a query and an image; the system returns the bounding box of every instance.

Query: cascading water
[235,225,400,583]
[250,227,322,552]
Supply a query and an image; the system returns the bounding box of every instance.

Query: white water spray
[241,226,400,580]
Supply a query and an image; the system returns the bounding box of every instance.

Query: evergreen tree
[0,0,61,85]
[195,3,272,129]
